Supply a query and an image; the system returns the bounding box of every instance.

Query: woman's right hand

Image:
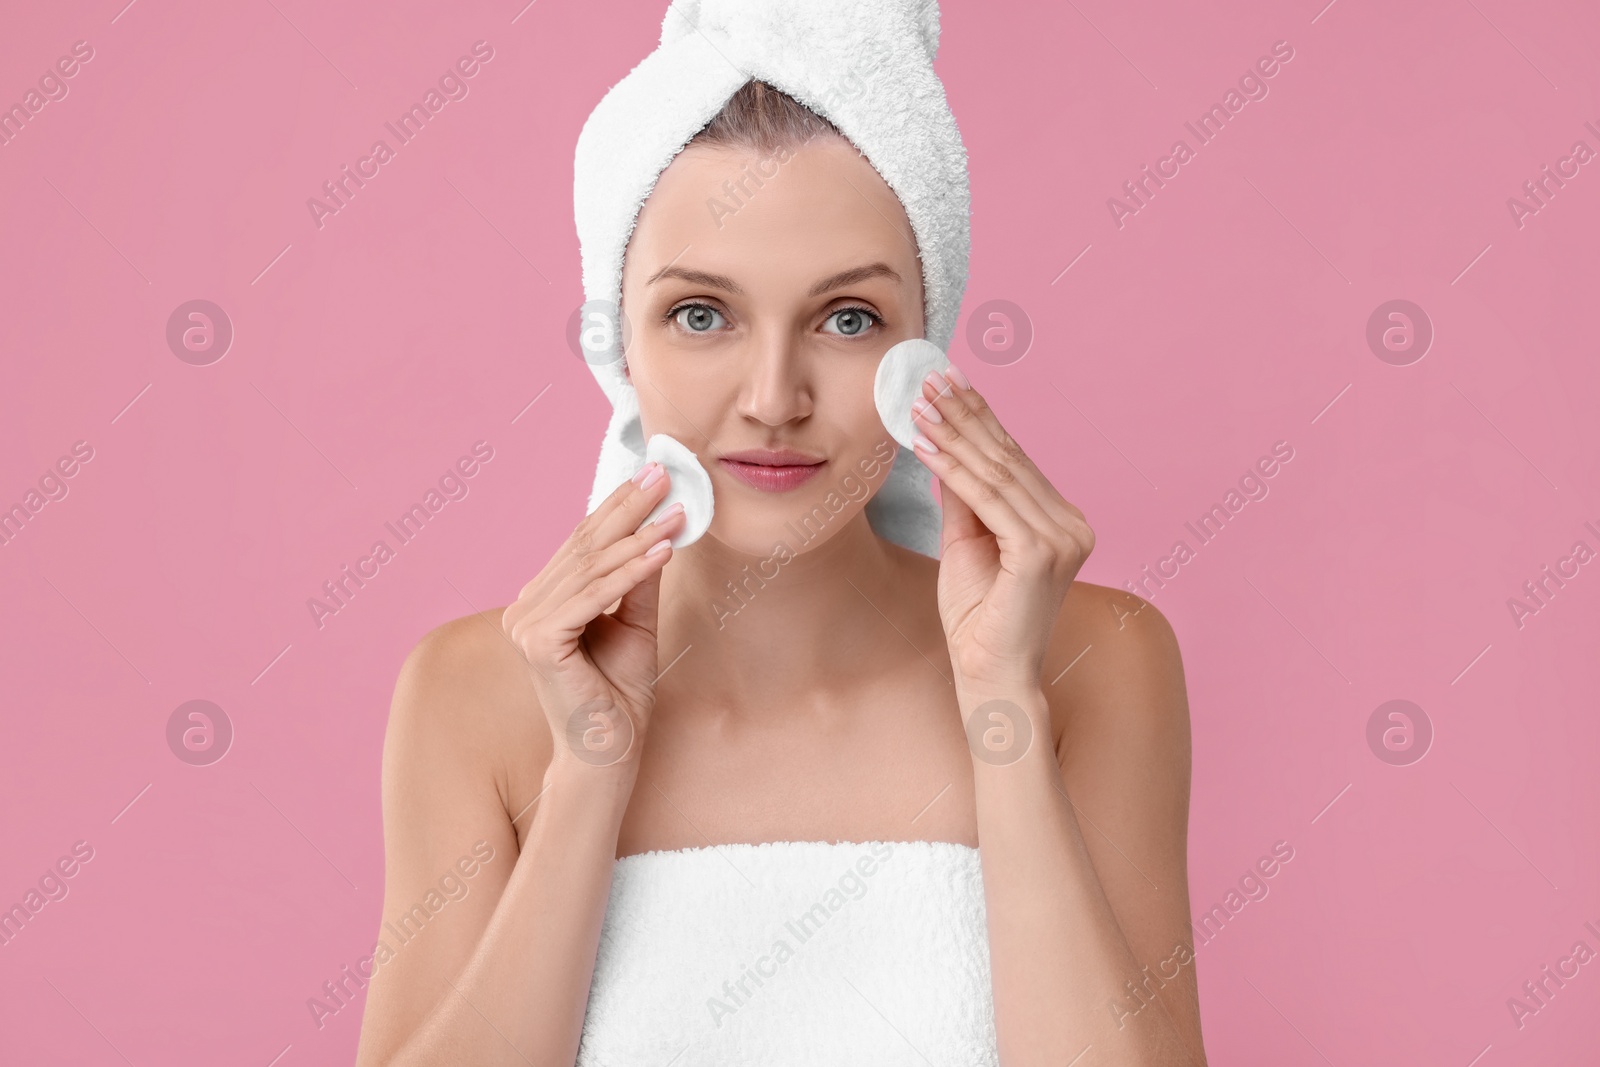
[501,462,684,773]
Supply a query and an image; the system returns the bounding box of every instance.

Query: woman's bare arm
[1053,587,1204,1062]
[352,616,640,1067]
[904,363,1202,1065]
[356,467,684,1066]
[975,585,1202,1066]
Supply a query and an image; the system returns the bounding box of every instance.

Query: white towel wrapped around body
[577,840,998,1065]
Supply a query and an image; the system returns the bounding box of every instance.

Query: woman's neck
[655,513,930,714]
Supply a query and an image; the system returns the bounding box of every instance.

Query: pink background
[3,0,1598,1063]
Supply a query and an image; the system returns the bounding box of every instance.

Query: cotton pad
[636,433,715,548]
[874,338,951,450]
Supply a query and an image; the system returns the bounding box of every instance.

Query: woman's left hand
[910,364,1095,696]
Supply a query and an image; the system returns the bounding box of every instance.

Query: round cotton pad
[636,433,715,548]
[874,338,951,450]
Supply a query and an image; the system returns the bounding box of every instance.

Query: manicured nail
[945,362,971,390]
[631,461,657,485]
[640,464,665,490]
[912,432,940,455]
[924,369,951,397]
[645,537,672,557]
[655,502,685,523]
[911,397,943,424]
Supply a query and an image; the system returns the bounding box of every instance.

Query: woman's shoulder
[1045,581,1187,757]
[384,607,552,813]
[395,607,539,716]
[1050,581,1183,693]
[884,543,1184,743]
[1059,581,1178,648]
[889,542,1180,673]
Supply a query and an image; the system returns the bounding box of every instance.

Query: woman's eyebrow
[647,265,745,293]
[645,262,901,297]
[807,262,900,296]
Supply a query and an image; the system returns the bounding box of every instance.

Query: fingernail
[924,369,951,397]
[911,397,943,424]
[645,537,672,557]
[631,462,657,485]
[656,502,685,522]
[912,432,940,455]
[640,464,665,490]
[945,362,971,390]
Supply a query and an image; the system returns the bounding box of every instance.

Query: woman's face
[619,133,925,557]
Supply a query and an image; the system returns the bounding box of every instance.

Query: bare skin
[355,134,1207,1067]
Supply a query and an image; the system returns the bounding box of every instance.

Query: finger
[923,391,1083,546]
[543,534,675,644]
[912,387,1057,539]
[517,464,674,610]
[591,462,679,548]
[928,365,1024,467]
[917,371,1066,533]
[506,488,679,640]
[610,550,663,638]
[932,368,1086,529]
[567,463,675,563]
[934,469,987,549]
[909,427,1034,548]
[915,386,1095,574]
[570,460,658,536]
[543,503,685,618]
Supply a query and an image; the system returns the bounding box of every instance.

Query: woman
[356,4,1205,1065]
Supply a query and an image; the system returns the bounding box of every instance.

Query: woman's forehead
[626,137,920,284]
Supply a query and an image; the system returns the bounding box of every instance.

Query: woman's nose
[736,328,813,425]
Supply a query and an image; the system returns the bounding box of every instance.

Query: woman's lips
[718,458,825,492]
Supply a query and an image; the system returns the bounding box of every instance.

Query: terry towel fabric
[577,840,998,1065]
[572,0,972,559]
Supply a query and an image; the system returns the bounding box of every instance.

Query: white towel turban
[572,0,971,558]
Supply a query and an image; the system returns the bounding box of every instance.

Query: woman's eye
[824,307,881,336]
[672,304,725,332]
